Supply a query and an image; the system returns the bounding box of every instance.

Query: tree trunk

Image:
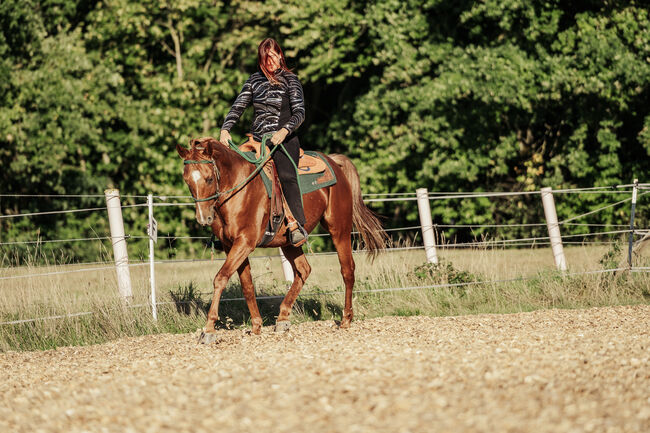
[167,18,183,82]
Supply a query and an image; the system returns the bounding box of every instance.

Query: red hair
[258,38,291,84]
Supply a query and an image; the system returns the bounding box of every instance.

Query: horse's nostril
[207,216,214,225]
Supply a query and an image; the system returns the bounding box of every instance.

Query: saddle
[239,134,329,174]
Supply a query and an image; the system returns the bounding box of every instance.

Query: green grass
[1,243,649,352]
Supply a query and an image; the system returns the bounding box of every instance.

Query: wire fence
[2,182,648,325]
[1,187,647,260]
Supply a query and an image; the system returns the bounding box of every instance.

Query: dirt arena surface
[1,305,649,433]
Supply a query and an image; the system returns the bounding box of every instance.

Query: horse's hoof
[251,319,263,335]
[198,330,218,345]
[274,320,291,333]
[339,319,351,329]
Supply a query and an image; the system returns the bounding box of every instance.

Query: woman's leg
[273,135,306,226]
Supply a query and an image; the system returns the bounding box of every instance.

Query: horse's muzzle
[195,206,215,226]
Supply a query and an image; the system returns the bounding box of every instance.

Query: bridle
[183,158,221,203]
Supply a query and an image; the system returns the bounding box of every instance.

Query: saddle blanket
[238,136,337,197]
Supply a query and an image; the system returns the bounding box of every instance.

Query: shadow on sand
[169,281,342,329]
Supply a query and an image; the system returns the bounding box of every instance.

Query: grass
[1,242,649,352]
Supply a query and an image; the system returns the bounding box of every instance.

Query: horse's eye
[206,177,214,184]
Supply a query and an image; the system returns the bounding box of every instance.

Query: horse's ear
[176,143,190,159]
[202,139,214,157]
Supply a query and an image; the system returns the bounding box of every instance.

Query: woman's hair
[258,38,291,84]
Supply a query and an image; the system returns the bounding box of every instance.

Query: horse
[176,136,387,342]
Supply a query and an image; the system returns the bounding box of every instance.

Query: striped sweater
[221,69,305,139]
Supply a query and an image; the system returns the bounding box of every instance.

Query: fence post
[416,188,439,264]
[147,194,158,320]
[541,187,567,271]
[104,189,133,301]
[628,178,638,269]
[279,248,294,282]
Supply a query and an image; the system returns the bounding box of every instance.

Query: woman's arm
[281,74,305,134]
[221,76,253,132]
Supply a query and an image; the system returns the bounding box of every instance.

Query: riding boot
[272,135,307,246]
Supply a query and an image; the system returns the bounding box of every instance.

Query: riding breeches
[272,135,306,226]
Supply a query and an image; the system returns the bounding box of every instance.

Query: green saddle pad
[243,150,338,198]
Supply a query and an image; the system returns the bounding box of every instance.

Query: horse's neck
[211,145,256,194]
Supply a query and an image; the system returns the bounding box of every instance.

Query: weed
[412,260,480,290]
[599,242,622,269]
[169,282,207,316]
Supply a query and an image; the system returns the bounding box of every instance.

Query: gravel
[1,305,649,433]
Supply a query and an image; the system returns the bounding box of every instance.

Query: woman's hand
[270,128,289,145]
[220,129,232,146]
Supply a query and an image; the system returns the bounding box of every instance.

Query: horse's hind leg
[237,258,263,335]
[321,220,355,329]
[275,246,311,331]
[333,232,355,328]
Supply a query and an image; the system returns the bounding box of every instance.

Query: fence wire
[1,184,647,288]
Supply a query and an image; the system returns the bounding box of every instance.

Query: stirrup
[288,222,308,247]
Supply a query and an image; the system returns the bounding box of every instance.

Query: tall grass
[1,243,648,352]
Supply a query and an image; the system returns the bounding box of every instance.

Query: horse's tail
[329,154,388,260]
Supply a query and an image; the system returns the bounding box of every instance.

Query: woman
[220,38,307,246]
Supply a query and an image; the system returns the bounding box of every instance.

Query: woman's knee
[277,168,297,184]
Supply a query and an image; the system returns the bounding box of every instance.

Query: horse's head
[177,137,220,226]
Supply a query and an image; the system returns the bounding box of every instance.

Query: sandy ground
[1,305,649,433]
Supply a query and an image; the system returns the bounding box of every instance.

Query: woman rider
[220,38,307,246]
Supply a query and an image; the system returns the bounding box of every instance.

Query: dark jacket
[221,70,305,140]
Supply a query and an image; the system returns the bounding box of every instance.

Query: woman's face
[266,49,281,71]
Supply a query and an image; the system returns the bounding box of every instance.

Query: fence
[1,180,649,325]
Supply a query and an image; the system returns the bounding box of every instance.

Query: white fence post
[104,189,133,301]
[627,178,638,269]
[147,194,158,320]
[541,187,567,271]
[279,248,294,282]
[416,188,439,264]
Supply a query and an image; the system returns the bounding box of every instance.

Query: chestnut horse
[176,136,386,342]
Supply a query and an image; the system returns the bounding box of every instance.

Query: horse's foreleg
[275,246,311,331]
[237,258,263,335]
[202,239,255,339]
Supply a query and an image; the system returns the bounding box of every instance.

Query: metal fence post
[279,248,294,282]
[541,187,567,271]
[416,188,439,264]
[147,194,158,320]
[104,189,133,300]
[628,179,638,269]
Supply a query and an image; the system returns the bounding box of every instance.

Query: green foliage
[1,0,649,262]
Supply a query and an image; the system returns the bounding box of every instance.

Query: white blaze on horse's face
[191,170,206,222]
[189,168,215,226]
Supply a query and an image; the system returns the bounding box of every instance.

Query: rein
[184,133,297,203]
